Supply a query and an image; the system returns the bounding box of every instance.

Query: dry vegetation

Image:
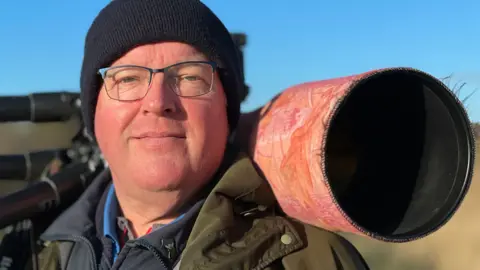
[474,123,480,138]
[0,120,479,269]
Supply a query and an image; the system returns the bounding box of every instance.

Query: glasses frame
[97,60,218,101]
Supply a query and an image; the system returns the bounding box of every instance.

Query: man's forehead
[112,42,208,67]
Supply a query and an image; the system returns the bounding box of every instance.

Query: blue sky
[0,0,478,121]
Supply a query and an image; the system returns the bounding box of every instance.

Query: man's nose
[140,74,178,116]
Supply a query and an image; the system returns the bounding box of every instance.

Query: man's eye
[118,76,138,83]
[181,75,200,81]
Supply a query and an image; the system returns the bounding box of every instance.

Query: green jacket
[33,152,368,270]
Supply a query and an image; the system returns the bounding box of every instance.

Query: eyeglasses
[97,61,217,101]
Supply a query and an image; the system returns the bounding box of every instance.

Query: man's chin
[114,156,194,194]
[131,137,187,153]
[131,165,188,191]
[142,182,182,192]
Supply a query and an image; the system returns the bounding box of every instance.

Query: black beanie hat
[80,0,243,138]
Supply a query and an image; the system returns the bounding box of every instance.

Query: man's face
[94,42,229,197]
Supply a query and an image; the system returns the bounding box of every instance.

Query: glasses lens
[165,62,214,97]
[103,66,150,101]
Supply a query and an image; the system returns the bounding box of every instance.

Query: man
[35,0,369,269]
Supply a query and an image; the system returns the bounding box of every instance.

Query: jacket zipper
[41,234,98,270]
[131,239,171,269]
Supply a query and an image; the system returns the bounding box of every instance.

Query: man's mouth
[132,131,186,139]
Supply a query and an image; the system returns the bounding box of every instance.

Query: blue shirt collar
[103,184,121,259]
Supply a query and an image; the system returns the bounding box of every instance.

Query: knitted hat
[80,0,244,139]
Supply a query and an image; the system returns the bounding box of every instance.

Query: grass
[0,120,478,269]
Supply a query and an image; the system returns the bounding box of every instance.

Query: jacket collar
[40,150,306,270]
[180,153,305,270]
[41,168,112,240]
